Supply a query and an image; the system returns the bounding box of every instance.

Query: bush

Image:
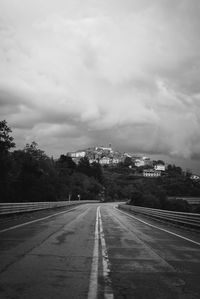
[128,191,144,206]
[162,198,190,212]
[142,193,161,209]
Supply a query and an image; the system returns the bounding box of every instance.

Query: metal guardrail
[118,204,200,229]
[0,201,97,215]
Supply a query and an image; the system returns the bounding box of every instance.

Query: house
[95,146,113,153]
[154,164,166,171]
[67,151,86,158]
[112,158,120,164]
[143,169,161,177]
[190,174,200,181]
[134,157,152,167]
[135,159,145,167]
[124,153,133,158]
[89,158,99,164]
[99,157,110,165]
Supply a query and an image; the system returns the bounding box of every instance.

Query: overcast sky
[0,0,200,171]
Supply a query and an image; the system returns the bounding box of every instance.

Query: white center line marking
[88,206,114,299]
[98,207,114,299]
[115,206,200,247]
[88,206,100,299]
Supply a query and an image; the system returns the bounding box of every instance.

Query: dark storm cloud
[0,0,200,161]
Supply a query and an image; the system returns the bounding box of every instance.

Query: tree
[23,141,47,161]
[0,120,15,201]
[77,157,91,176]
[91,162,103,183]
[57,155,76,173]
[55,155,77,200]
[8,142,59,202]
[167,164,183,177]
[153,160,165,166]
[0,120,15,154]
[121,185,137,200]
[124,157,132,167]
[128,191,144,206]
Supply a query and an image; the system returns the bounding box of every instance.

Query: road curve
[0,203,200,299]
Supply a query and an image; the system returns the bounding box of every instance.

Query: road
[0,203,200,299]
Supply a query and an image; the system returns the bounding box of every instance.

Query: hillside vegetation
[1,120,200,213]
[104,166,200,213]
[0,120,103,203]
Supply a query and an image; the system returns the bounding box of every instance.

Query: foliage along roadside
[0,120,103,203]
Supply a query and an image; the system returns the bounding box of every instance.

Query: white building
[135,159,145,167]
[95,146,113,153]
[89,158,97,164]
[112,158,120,164]
[143,169,161,177]
[99,157,110,165]
[67,151,86,158]
[124,153,133,158]
[154,164,166,171]
[190,174,200,181]
[135,157,151,167]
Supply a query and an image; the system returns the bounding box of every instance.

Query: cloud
[0,0,200,161]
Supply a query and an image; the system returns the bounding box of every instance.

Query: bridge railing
[0,201,97,215]
[118,204,200,229]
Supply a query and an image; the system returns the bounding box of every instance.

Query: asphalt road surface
[0,203,200,299]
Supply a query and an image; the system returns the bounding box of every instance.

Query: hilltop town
[67,145,167,178]
[1,120,200,212]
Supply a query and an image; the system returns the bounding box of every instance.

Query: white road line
[98,208,114,299]
[0,207,77,234]
[88,206,100,299]
[115,207,200,247]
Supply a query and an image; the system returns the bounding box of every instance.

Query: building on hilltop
[67,146,164,170]
[123,153,133,158]
[67,150,86,158]
[67,145,115,165]
[95,144,113,152]
[67,150,86,164]
[135,159,145,167]
[99,157,110,165]
[134,157,152,167]
[190,174,200,181]
[143,169,161,177]
[112,157,120,164]
[154,164,166,171]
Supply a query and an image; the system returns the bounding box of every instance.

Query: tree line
[0,120,103,203]
[1,120,200,213]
